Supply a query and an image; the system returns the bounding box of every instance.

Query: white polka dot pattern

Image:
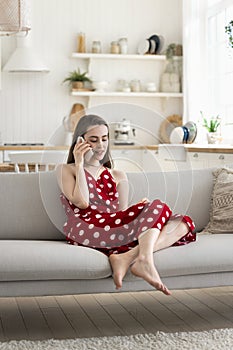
[60,168,196,252]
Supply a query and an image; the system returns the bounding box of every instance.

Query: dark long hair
[67,114,113,168]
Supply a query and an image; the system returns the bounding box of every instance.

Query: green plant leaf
[62,69,92,84]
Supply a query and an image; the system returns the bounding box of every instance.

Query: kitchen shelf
[70,52,183,109]
[71,53,170,61]
[71,91,183,98]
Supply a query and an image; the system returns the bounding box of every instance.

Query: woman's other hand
[140,197,149,204]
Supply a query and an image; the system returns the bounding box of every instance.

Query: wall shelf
[71,53,168,61]
[71,91,183,98]
[70,52,183,109]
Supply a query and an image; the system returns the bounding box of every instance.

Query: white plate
[157,35,165,54]
[149,39,156,54]
[137,39,150,55]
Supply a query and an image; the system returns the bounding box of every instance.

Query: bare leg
[130,228,171,295]
[109,220,189,292]
[154,220,189,252]
[109,249,138,290]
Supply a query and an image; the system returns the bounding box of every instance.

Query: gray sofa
[0,168,232,297]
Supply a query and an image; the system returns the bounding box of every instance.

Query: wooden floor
[0,286,232,341]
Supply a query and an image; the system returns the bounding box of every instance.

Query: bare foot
[130,256,171,296]
[109,254,132,290]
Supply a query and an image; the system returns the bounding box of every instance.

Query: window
[207,0,233,141]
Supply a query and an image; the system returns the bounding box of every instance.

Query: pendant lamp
[0,0,31,36]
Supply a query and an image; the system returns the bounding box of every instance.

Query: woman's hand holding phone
[73,136,93,165]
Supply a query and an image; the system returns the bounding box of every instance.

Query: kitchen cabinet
[200,152,233,168]
[112,149,143,172]
[156,151,233,172]
[142,149,165,172]
[187,152,208,169]
[187,152,233,170]
[112,149,233,173]
[112,148,189,172]
[70,53,183,108]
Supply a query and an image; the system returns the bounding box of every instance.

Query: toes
[113,274,122,290]
[159,284,172,296]
[115,281,122,290]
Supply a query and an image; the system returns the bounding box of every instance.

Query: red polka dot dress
[60,168,196,256]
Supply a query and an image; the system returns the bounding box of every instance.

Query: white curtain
[182,0,209,123]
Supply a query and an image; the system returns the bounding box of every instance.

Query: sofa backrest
[127,167,214,232]
[0,167,214,240]
[0,172,65,240]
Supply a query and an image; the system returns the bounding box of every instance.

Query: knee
[165,220,188,239]
[176,221,189,238]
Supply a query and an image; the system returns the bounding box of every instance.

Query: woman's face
[84,124,109,161]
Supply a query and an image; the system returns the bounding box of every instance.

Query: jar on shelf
[118,37,128,54]
[130,79,141,92]
[117,79,126,91]
[77,32,86,53]
[92,40,102,53]
[122,81,131,93]
[110,41,120,54]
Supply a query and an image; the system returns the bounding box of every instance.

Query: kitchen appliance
[114,119,135,145]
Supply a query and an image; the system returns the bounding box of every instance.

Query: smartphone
[77,136,93,162]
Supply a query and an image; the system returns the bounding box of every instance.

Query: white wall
[0,0,182,144]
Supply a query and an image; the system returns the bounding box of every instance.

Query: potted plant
[225,20,233,48]
[63,68,92,90]
[160,43,182,93]
[200,111,221,144]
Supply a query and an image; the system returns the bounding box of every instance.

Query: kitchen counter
[0,145,68,151]
[183,144,233,154]
[112,144,233,154]
[1,144,233,153]
[147,144,233,154]
[1,143,233,172]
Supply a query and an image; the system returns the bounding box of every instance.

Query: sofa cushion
[202,167,233,234]
[0,240,111,281]
[0,235,232,282]
[125,234,233,280]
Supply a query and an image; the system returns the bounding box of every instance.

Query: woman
[56,114,196,295]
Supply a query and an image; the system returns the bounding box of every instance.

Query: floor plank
[16,297,52,340]
[95,292,150,335]
[36,296,77,339]
[0,287,232,341]
[172,289,233,330]
[129,292,174,332]
[0,317,6,342]
[0,298,28,341]
[55,295,101,338]
[186,289,233,323]
[74,294,123,337]
[166,290,217,331]
[147,291,195,332]
[205,287,233,308]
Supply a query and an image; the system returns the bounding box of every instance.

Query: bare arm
[56,140,92,209]
[112,169,129,211]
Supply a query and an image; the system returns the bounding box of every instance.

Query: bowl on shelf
[145,82,157,92]
[92,81,109,92]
